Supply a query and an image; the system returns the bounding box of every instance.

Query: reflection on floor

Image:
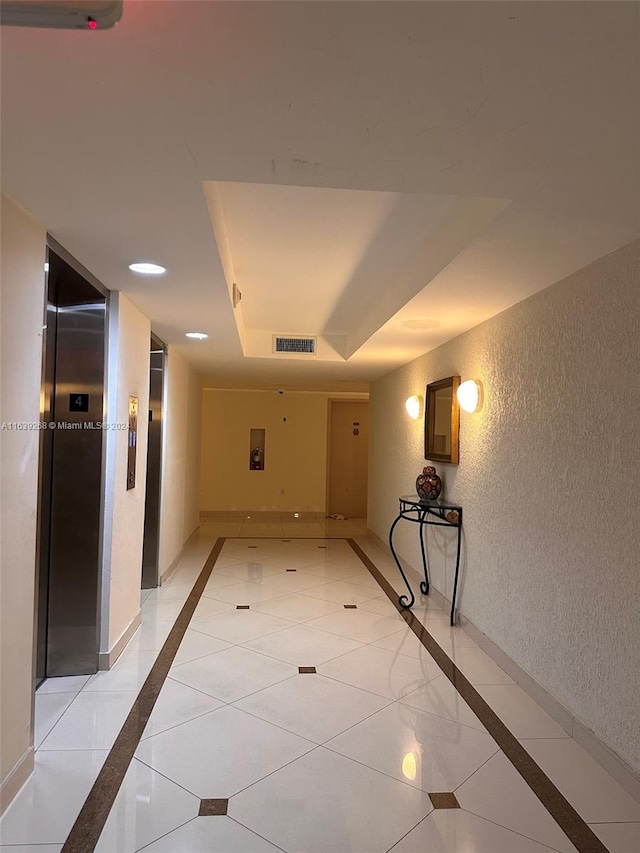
[2,521,639,852]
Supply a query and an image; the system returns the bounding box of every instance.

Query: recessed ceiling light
[185,332,208,340]
[128,262,166,275]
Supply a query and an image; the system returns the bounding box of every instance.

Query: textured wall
[101,293,151,652]
[200,390,329,512]
[0,196,46,797]
[369,239,640,772]
[158,347,201,575]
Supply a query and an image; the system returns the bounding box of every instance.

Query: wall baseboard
[363,530,640,804]
[98,611,142,670]
[0,746,34,815]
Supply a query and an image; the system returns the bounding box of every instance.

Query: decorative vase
[416,466,442,501]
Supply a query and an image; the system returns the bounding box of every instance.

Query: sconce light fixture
[456,379,481,413]
[405,395,423,419]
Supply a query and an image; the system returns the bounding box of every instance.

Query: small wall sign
[127,395,138,490]
[69,393,89,412]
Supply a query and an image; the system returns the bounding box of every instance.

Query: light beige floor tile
[326,702,499,792]
[400,674,486,732]
[447,646,514,685]
[172,628,231,665]
[140,816,283,852]
[251,592,343,622]
[318,643,441,699]
[135,705,314,798]
[590,821,640,853]
[301,579,381,604]
[390,808,576,853]
[243,623,363,666]
[141,678,223,740]
[456,750,580,853]
[234,672,390,743]
[306,608,405,643]
[39,690,137,751]
[189,609,294,644]
[94,759,199,853]
[34,692,76,749]
[0,750,109,845]
[170,646,297,703]
[229,747,433,853]
[476,684,569,739]
[520,738,640,823]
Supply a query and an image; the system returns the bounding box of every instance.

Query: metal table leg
[449,515,463,625]
[418,509,430,595]
[389,513,415,608]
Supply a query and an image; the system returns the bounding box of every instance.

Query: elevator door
[141,336,164,588]
[36,249,106,682]
[327,401,369,518]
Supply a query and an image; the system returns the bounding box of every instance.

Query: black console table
[389,495,463,625]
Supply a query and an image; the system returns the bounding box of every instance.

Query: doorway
[141,335,165,589]
[35,246,107,683]
[327,400,369,518]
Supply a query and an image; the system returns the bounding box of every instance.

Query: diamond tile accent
[199,798,229,816]
[429,792,460,809]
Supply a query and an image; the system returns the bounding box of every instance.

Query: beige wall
[100,293,150,655]
[0,200,204,809]
[0,196,46,807]
[158,347,201,576]
[200,390,330,512]
[369,239,640,773]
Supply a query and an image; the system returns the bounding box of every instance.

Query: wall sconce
[405,395,423,419]
[456,379,482,413]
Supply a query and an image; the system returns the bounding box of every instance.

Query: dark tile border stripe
[347,539,610,853]
[62,537,226,853]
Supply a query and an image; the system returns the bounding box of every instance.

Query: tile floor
[1,519,639,852]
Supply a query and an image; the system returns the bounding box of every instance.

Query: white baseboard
[98,610,142,670]
[0,746,34,814]
[363,529,640,804]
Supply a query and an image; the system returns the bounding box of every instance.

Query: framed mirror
[425,375,460,464]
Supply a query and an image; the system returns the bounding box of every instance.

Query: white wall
[369,239,640,773]
[0,195,46,807]
[200,389,330,512]
[158,347,201,577]
[100,293,150,655]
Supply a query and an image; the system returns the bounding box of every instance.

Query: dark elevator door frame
[141,335,165,589]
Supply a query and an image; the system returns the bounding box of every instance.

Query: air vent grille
[274,336,316,354]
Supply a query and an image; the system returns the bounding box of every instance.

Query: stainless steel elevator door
[37,249,106,678]
[141,336,164,589]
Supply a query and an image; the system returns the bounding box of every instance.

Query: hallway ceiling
[2,1,639,390]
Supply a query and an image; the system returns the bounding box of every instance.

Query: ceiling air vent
[273,336,316,355]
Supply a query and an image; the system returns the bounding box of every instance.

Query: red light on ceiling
[88,18,98,29]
